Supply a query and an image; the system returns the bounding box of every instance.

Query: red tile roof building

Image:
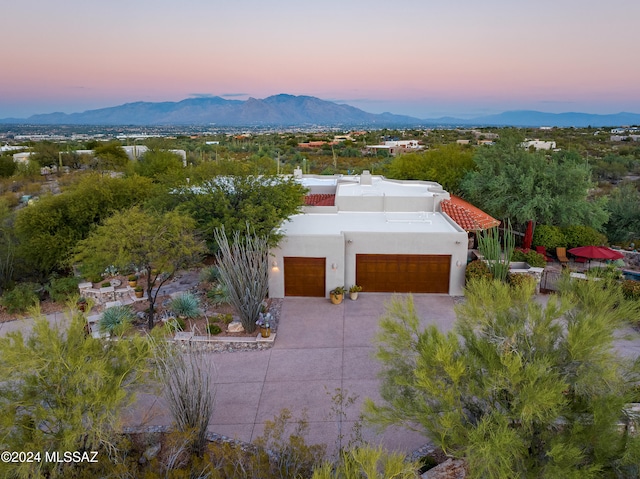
[440,195,500,231]
[304,194,336,206]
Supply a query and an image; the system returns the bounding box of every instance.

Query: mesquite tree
[366,278,640,478]
[75,206,206,329]
[214,227,269,334]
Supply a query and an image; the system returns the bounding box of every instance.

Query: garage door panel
[284,257,325,297]
[356,254,450,294]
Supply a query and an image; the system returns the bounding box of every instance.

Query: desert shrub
[45,275,80,303]
[99,305,135,333]
[169,292,201,318]
[207,323,222,335]
[511,248,547,268]
[507,273,537,292]
[622,280,640,300]
[532,224,566,250]
[465,260,493,282]
[101,281,111,288]
[212,312,233,324]
[199,265,220,283]
[167,317,186,332]
[587,264,623,281]
[562,224,608,248]
[0,282,40,313]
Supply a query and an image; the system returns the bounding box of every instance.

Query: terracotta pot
[135,290,144,298]
[330,293,343,305]
[260,326,271,338]
[128,280,137,288]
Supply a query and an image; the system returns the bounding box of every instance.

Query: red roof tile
[304,194,335,206]
[440,195,500,231]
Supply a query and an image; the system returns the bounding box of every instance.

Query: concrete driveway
[126,293,458,455]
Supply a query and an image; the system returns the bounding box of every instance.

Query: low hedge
[465,260,493,282]
[512,249,547,268]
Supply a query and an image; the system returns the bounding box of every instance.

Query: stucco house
[268,169,470,298]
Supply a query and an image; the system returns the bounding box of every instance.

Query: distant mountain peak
[1,95,639,127]
[1,95,421,127]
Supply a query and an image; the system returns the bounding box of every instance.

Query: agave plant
[99,305,135,334]
[207,283,230,306]
[169,292,202,318]
[199,265,221,283]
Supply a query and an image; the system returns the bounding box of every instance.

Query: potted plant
[330,286,345,305]
[349,284,362,300]
[134,285,144,298]
[128,275,138,288]
[256,312,271,338]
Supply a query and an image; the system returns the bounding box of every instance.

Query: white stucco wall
[269,234,345,298]
[269,213,468,298]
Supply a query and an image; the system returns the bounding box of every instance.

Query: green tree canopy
[384,144,475,193]
[14,174,155,278]
[0,309,153,479]
[460,133,607,230]
[133,149,185,183]
[176,175,307,251]
[365,278,640,478]
[0,154,17,177]
[75,206,206,328]
[605,182,640,244]
[93,140,130,171]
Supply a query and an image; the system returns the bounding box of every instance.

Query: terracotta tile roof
[304,194,335,206]
[440,195,500,231]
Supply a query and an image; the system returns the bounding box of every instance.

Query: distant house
[121,145,149,160]
[522,139,557,151]
[12,152,32,163]
[269,169,481,298]
[363,140,424,156]
[298,141,329,149]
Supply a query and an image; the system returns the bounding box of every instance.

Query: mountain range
[1,94,639,128]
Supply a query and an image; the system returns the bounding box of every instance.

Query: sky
[2,0,639,119]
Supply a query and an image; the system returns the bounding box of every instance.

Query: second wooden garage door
[356,254,450,293]
[284,257,326,297]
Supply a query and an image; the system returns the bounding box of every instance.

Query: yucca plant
[169,292,201,318]
[99,305,134,334]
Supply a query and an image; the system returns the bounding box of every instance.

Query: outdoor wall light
[271,260,279,272]
[456,260,462,267]
[331,263,338,271]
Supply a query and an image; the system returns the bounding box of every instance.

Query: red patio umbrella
[568,246,624,260]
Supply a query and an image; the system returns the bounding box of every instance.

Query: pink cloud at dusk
[1,0,639,118]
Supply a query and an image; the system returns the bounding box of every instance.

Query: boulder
[227,321,245,333]
[139,443,161,464]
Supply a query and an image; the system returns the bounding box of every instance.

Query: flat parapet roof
[337,177,438,198]
[279,211,464,235]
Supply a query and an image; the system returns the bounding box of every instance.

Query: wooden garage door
[356,254,450,293]
[284,257,326,297]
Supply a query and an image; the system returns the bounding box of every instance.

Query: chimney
[360,170,372,185]
[293,166,303,179]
